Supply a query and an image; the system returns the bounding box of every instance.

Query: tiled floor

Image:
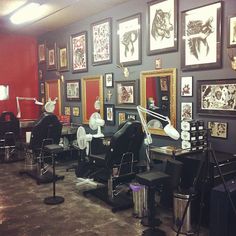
[0,159,208,236]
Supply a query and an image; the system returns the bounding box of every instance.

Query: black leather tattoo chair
[0,111,20,162]
[19,112,63,184]
[83,119,144,212]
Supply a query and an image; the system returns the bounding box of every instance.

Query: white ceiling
[0,0,130,36]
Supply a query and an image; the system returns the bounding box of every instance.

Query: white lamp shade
[164,124,180,140]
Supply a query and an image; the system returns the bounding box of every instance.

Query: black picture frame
[104,104,115,125]
[207,121,228,139]
[197,78,236,117]
[181,76,193,97]
[91,17,112,66]
[117,13,142,66]
[227,14,236,48]
[58,44,69,72]
[104,73,114,88]
[65,80,81,101]
[181,2,222,71]
[46,42,57,71]
[38,41,46,63]
[147,0,178,55]
[71,31,88,73]
[115,80,137,109]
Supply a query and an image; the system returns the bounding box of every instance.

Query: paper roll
[26,132,31,143]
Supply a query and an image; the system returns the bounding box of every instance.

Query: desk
[150,146,236,226]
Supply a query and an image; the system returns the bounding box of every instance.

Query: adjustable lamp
[16,96,43,118]
[137,105,180,170]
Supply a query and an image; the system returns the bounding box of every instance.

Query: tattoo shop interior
[1,0,236,235]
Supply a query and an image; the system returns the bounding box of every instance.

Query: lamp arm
[16,96,43,118]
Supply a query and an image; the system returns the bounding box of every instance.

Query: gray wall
[39,0,236,154]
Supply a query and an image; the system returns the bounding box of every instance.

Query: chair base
[44,196,64,205]
[19,169,64,185]
[142,227,166,236]
[83,186,133,212]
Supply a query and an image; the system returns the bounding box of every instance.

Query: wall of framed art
[38,0,236,153]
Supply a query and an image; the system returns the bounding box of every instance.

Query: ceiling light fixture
[10,2,42,25]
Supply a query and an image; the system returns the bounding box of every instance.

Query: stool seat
[44,144,63,154]
[136,171,169,187]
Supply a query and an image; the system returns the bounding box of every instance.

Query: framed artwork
[147,0,178,55]
[65,106,71,116]
[65,80,80,101]
[38,42,46,63]
[197,79,236,117]
[39,70,43,80]
[71,31,88,73]
[104,104,115,125]
[208,121,228,139]
[40,82,45,94]
[104,73,114,88]
[181,2,222,71]
[118,112,126,125]
[181,102,193,120]
[117,13,142,66]
[46,43,57,70]
[228,14,236,48]
[58,44,69,71]
[181,76,193,97]
[72,107,80,117]
[91,18,112,66]
[127,114,137,120]
[115,80,137,108]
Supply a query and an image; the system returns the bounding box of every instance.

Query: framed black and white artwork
[181,2,222,71]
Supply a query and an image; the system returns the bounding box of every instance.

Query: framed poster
[72,107,80,117]
[65,80,80,101]
[197,78,236,117]
[181,76,193,97]
[47,43,57,70]
[117,13,142,66]
[40,82,45,94]
[118,112,126,125]
[91,18,112,65]
[228,14,236,48]
[181,102,193,120]
[38,42,46,63]
[65,106,71,116]
[104,73,114,88]
[115,80,137,108]
[148,0,178,55]
[71,31,88,73]
[208,121,228,139]
[104,104,115,125]
[58,44,69,71]
[181,2,222,71]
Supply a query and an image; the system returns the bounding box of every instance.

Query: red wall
[0,33,39,119]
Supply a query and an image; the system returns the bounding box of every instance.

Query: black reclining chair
[0,111,20,162]
[83,119,144,212]
[20,112,63,184]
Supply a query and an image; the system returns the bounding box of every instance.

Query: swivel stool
[136,171,170,236]
[43,144,64,205]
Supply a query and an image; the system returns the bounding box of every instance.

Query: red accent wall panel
[0,33,39,119]
[86,80,99,120]
[146,77,158,104]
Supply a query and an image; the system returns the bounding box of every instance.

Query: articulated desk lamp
[16,96,43,118]
[137,105,180,170]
